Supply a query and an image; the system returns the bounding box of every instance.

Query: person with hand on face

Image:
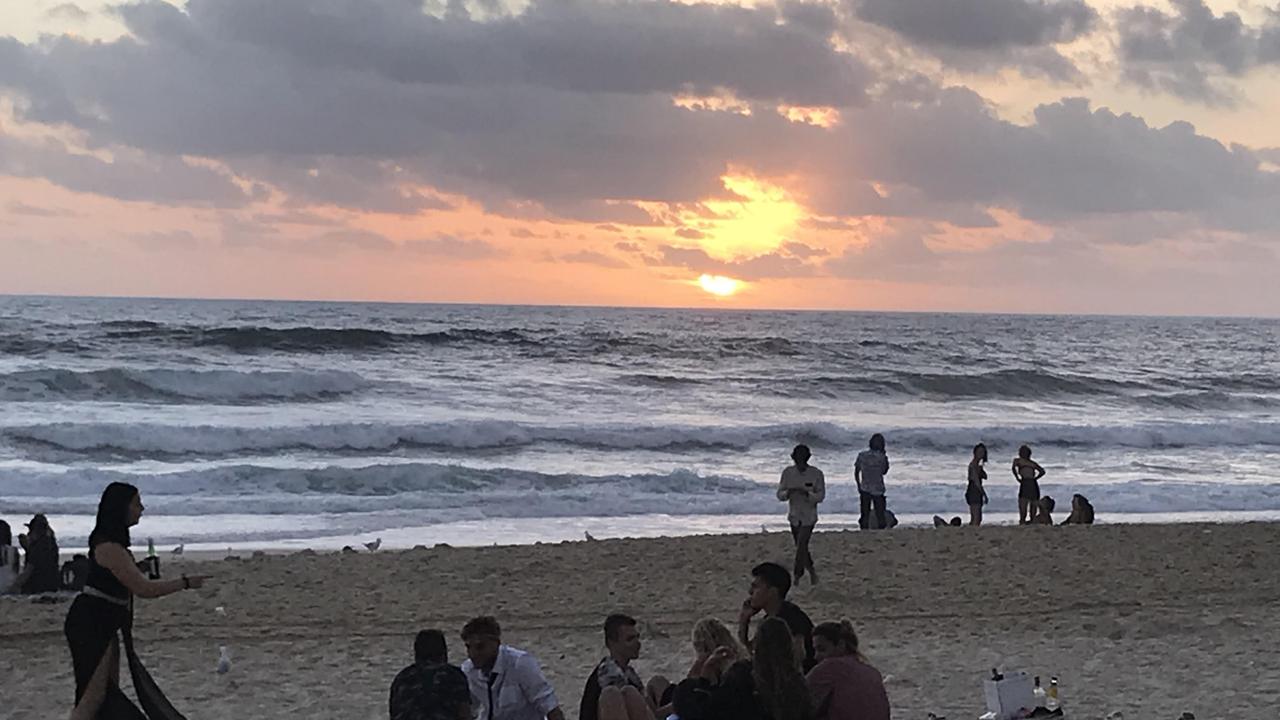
[64,482,210,720]
[677,617,813,720]
[777,444,825,585]
[738,562,815,673]
[580,614,670,720]
[460,616,565,720]
[966,443,990,527]
[854,435,890,530]
[14,513,60,594]
[687,618,745,685]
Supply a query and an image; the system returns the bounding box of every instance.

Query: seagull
[364,538,382,552]
[584,531,597,542]
[761,524,768,534]
[216,646,232,675]
[172,544,184,556]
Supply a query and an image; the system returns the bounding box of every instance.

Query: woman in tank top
[64,482,210,720]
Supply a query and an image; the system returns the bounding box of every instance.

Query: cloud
[1116,0,1280,105]
[851,0,1098,80]
[557,249,629,268]
[674,227,706,239]
[47,3,90,22]
[650,243,821,279]
[404,235,503,258]
[0,132,252,207]
[6,201,79,218]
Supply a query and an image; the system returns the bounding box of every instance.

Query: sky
[1,0,1279,314]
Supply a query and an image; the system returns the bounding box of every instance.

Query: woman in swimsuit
[965,443,989,526]
[1011,445,1046,525]
[64,482,209,720]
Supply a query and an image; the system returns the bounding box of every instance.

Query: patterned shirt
[389,662,472,720]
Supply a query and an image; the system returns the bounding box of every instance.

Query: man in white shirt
[460,616,565,720]
[777,444,825,585]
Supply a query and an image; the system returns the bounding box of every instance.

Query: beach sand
[4,522,1279,719]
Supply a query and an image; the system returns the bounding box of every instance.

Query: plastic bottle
[1046,676,1060,710]
[1033,676,1047,708]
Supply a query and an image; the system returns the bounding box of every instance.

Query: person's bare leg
[970,504,982,526]
[1029,499,1040,524]
[69,639,117,720]
[1018,497,1029,524]
[645,675,671,716]
[621,686,655,720]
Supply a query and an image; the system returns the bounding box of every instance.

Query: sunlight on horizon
[697,274,743,297]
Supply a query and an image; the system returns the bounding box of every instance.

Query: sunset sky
[2,0,1279,314]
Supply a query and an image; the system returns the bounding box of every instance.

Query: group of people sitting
[389,562,889,720]
[0,515,68,596]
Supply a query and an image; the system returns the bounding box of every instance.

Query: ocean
[2,295,1279,551]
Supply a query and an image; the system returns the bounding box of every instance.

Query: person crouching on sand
[1062,493,1095,525]
[966,443,989,526]
[1012,445,1046,525]
[777,444,825,585]
[1033,496,1056,525]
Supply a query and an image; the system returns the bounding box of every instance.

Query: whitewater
[2,296,1279,550]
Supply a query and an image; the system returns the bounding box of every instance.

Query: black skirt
[64,594,188,719]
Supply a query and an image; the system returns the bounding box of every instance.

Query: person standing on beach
[64,483,209,720]
[854,435,890,530]
[777,444,825,585]
[966,443,990,526]
[460,616,565,720]
[738,562,816,672]
[390,629,472,720]
[1012,445,1046,524]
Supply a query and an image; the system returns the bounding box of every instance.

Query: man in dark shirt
[390,629,472,720]
[580,614,670,720]
[737,561,816,671]
[15,514,60,594]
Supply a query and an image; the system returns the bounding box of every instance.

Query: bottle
[1046,676,1060,710]
[146,538,160,580]
[1033,676,1047,708]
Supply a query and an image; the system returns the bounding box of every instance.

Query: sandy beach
[4,522,1279,719]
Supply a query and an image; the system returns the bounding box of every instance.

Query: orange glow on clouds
[680,174,804,258]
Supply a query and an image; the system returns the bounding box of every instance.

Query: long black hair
[89,482,139,550]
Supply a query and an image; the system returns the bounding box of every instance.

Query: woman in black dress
[965,443,989,526]
[65,482,208,720]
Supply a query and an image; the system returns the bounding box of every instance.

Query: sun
[698,274,742,297]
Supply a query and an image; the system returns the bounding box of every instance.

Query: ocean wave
[98,323,540,353]
[8,418,1280,458]
[4,463,1280,518]
[0,368,369,403]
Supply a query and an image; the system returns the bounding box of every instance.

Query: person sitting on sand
[738,562,816,672]
[0,520,20,595]
[806,621,890,720]
[675,617,814,720]
[14,513,60,594]
[966,443,990,526]
[688,618,746,684]
[1062,494,1095,525]
[1032,496,1056,525]
[777,444,825,585]
[390,629,472,720]
[1012,446,1046,525]
[580,614,671,720]
[460,616,565,720]
[855,435,890,530]
[932,516,963,528]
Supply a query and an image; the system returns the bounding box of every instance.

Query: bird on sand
[364,538,383,552]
